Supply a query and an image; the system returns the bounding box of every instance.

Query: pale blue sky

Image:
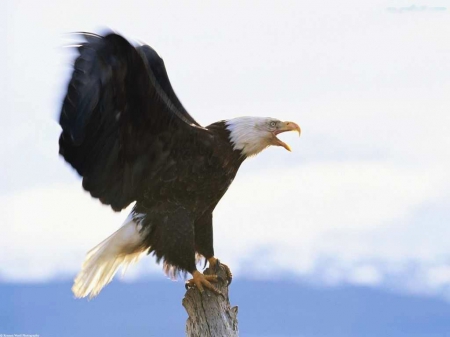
[2,0,450,302]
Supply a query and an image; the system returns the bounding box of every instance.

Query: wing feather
[59,32,207,211]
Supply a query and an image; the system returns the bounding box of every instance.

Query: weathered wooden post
[183,266,239,336]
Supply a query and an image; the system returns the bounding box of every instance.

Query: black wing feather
[137,45,200,127]
[59,33,206,211]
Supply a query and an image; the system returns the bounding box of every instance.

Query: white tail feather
[72,216,148,299]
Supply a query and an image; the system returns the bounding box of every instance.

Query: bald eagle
[59,32,300,298]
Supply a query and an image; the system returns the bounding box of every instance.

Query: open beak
[272,121,301,152]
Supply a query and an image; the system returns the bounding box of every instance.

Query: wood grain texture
[183,267,239,337]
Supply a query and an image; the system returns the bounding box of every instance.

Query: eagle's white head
[226,117,301,157]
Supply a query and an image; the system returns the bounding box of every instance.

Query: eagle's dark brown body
[134,121,244,274]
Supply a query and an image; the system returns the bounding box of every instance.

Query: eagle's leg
[208,257,233,285]
[185,270,221,295]
[192,213,231,288]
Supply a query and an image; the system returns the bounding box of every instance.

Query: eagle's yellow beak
[272,121,301,151]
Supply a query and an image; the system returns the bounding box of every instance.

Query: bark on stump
[183,266,239,337]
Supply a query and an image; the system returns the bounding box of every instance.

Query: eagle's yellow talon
[186,271,221,295]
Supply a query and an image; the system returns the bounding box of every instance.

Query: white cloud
[426,266,450,288]
[348,265,383,286]
[211,162,450,289]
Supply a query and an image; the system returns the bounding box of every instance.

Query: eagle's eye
[269,121,277,127]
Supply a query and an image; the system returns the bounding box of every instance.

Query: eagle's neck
[225,117,271,157]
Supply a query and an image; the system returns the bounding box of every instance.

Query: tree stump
[182,266,239,337]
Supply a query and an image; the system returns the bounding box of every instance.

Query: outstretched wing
[59,32,208,211]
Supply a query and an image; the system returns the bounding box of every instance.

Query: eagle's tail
[72,215,148,299]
